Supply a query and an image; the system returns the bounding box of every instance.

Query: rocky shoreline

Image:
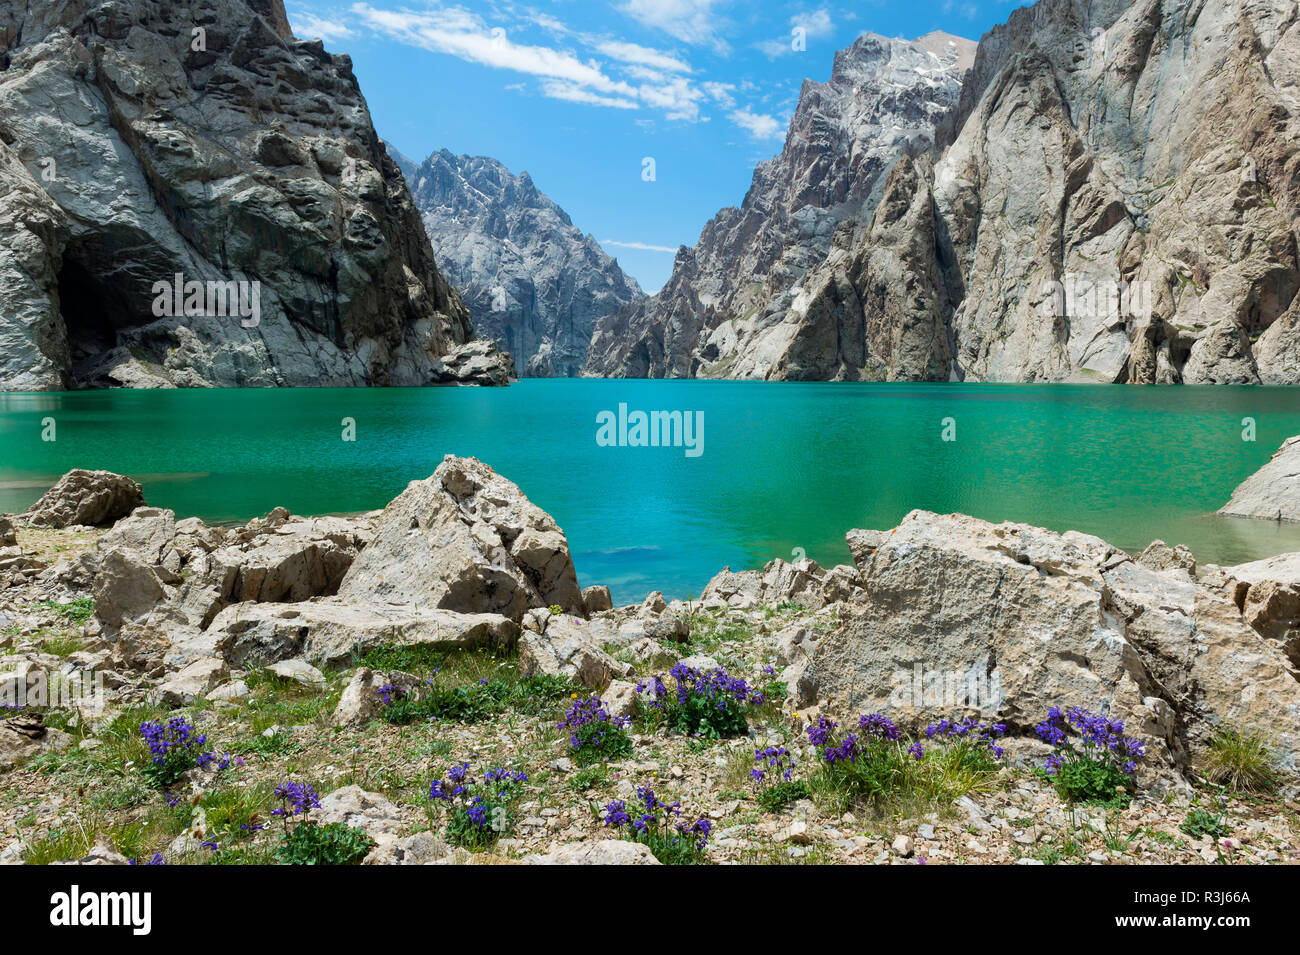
[1,458,1297,865]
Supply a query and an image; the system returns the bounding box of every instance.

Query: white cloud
[352,4,636,96]
[541,81,639,110]
[756,7,835,58]
[287,9,357,43]
[617,0,729,51]
[595,40,692,74]
[602,239,679,253]
[729,107,784,140]
[702,81,735,108]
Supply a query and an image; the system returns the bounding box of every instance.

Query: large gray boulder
[207,599,518,667]
[798,511,1300,774]
[338,456,584,619]
[22,470,144,527]
[1218,435,1300,522]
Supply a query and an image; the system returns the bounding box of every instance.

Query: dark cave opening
[55,248,154,368]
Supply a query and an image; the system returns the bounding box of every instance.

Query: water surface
[2,381,1298,603]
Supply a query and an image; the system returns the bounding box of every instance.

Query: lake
[2,381,1299,604]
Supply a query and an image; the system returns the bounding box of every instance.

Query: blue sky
[285,1,1017,292]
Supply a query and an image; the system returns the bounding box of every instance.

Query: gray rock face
[589,0,1300,384]
[393,148,643,377]
[338,455,585,619]
[584,32,975,379]
[1218,435,1300,522]
[798,510,1300,772]
[0,0,490,390]
[21,470,144,527]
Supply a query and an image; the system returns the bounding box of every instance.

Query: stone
[208,599,517,668]
[519,617,634,692]
[99,507,176,563]
[338,456,584,619]
[332,668,423,727]
[266,659,326,688]
[1218,436,1300,522]
[49,838,130,866]
[152,657,230,707]
[582,585,614,614]
[363,832,448,865]
[22,471,144,528]
[207,680,251,702]
[92,550,169,632]
[0,516,15,547]
[0,717,72,769]
[314,786,405,844]
[521,840,661,865]
[601,679,641,719]
[892,834,914,857]
[430,339,516,386]
[799,510,1300,772]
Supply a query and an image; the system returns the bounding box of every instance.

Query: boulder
[582,585,613,614]
[338,456,584,619]
[99,507,176,564]
[522,840,661,865]
[1218,553,1300,668]
[207,516,364,603]
[518,615,633,691]
[799,511,1300,773]
[430,339,516,386]
[93,549,170,631]
[207,599,517,668]
[0,516,15,547]
[22,470,144,527]
[1218,435,1300,522]
[267,659,326,688]
[314,786,405,844]
[600,679,640,720]
[152,657,230,707]
[333,668,423,727]
[363,832,448,865]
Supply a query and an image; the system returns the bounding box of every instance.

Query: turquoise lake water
[2,381,1299,604]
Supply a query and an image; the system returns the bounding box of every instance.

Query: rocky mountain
[584,31,977,379]
[392,148,644,377]
[0,0,506,390]
[589,0,1300,384]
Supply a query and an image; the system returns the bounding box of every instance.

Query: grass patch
[1201,725,1280,794]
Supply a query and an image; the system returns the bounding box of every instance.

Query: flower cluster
[636,663,765,738]
[808,713,906,765]
[750,745,794,785]
[603,785,712,860]
[428,761,528,849]
[1035,706,1146,805]
[557,696,632,764]
[138,717,231,787]
[272,781,321,818]
[1037,706,1145,776]
[921,716,1008,760]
